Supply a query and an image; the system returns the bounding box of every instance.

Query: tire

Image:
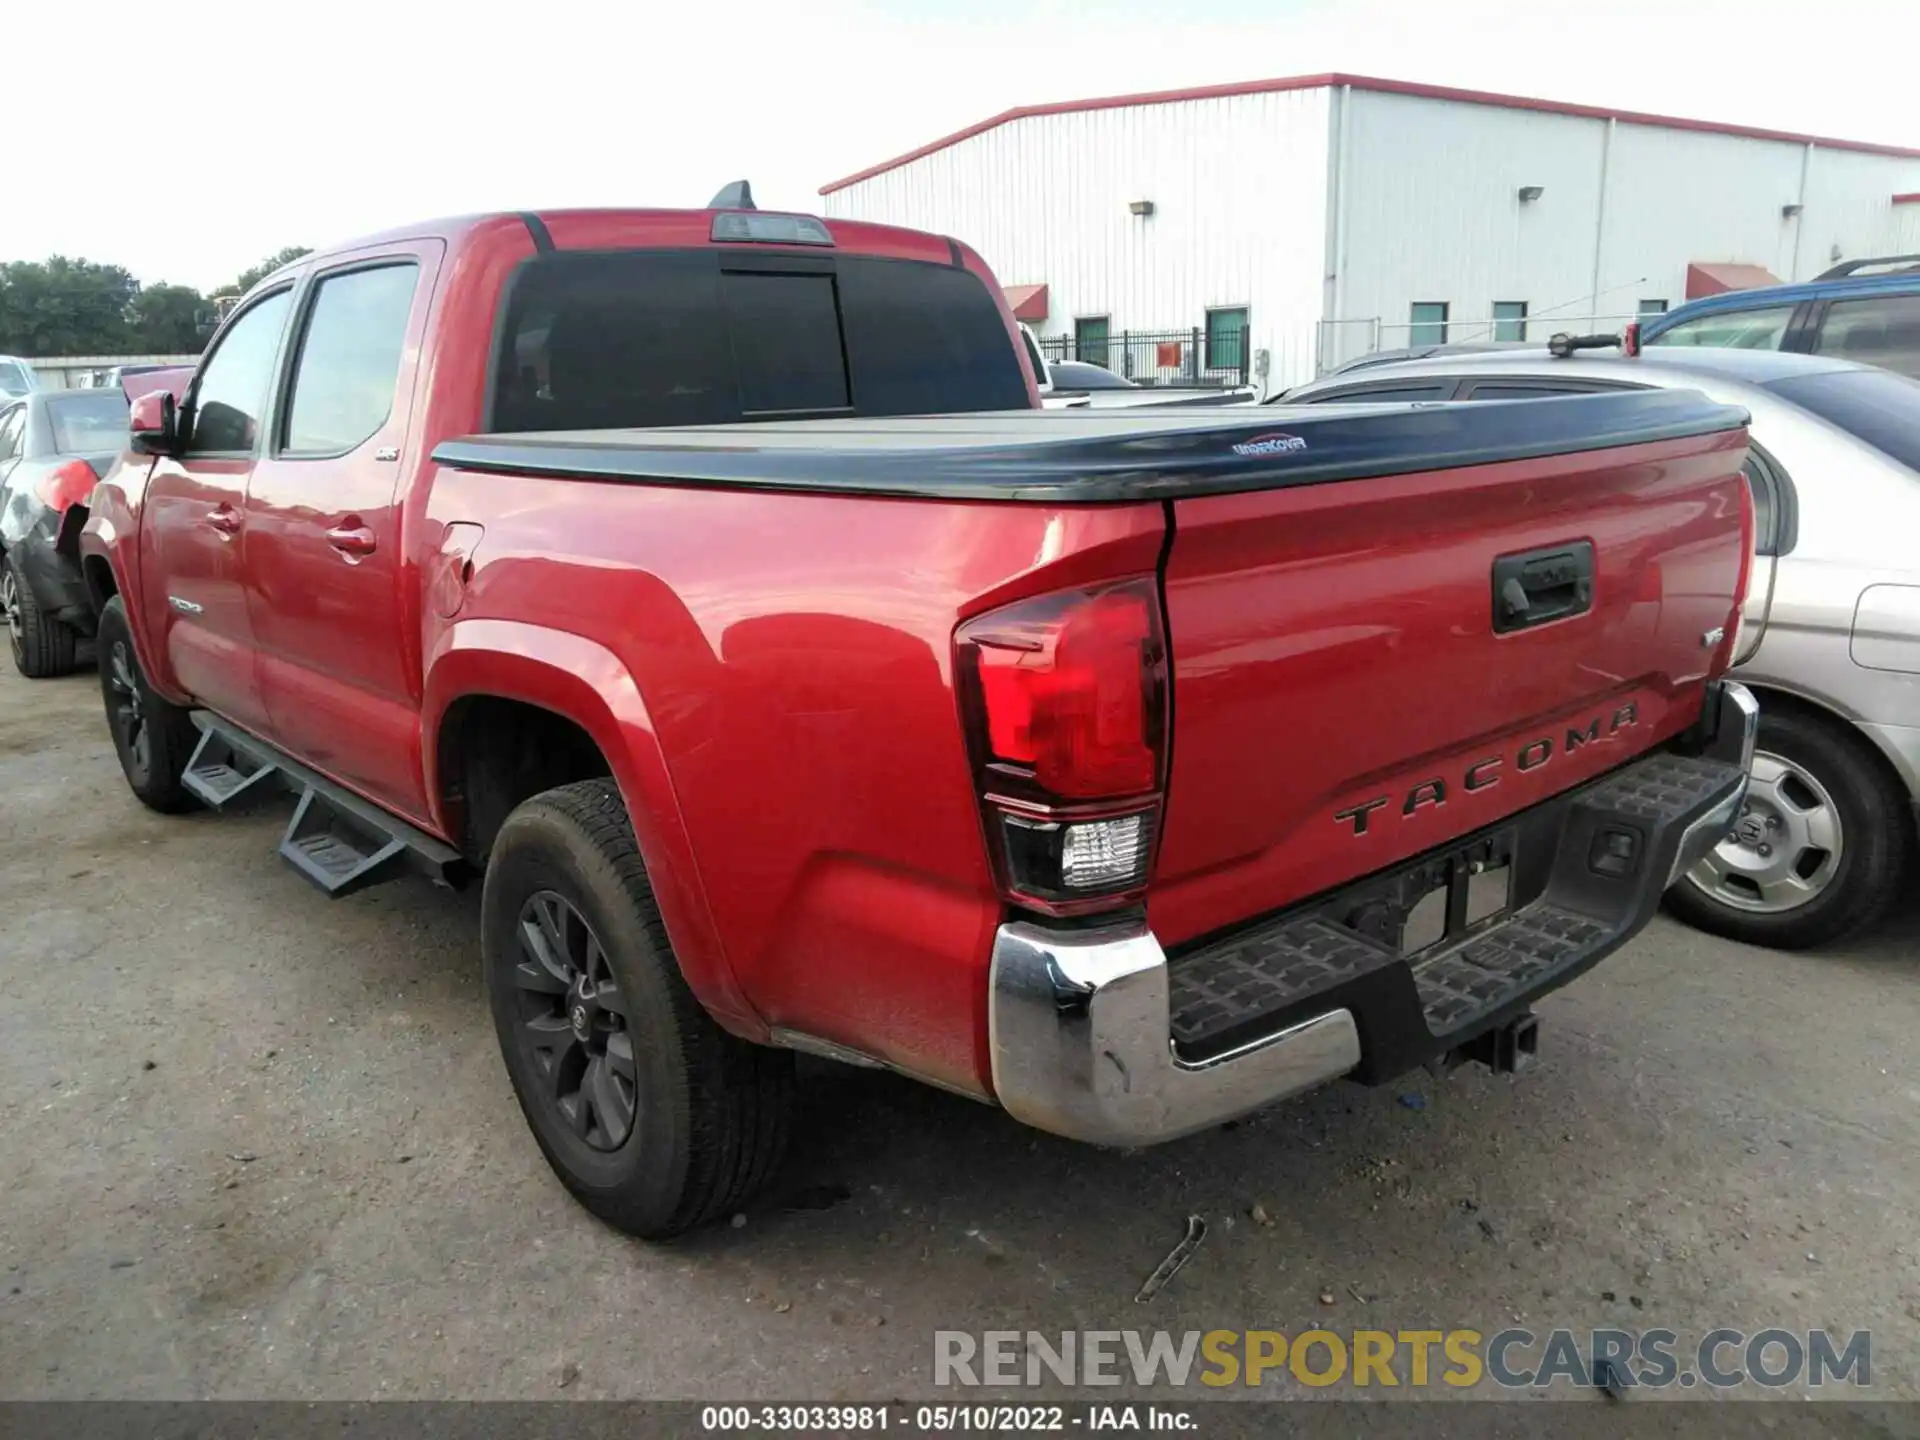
[95,596,200,814]
[483,778,793,1238]
[1666,707,1913,949]
[3,550,79,679]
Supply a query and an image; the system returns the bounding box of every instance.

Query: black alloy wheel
[105,637,152,780]
[509,889,639,1152]
[93,595,198,812]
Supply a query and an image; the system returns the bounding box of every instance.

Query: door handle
[326,523,377,558]
[206,505,241,535]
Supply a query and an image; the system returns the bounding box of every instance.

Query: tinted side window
[186,290,293,453]
[1645,304,1795,352]
[1305,383,1453,404]
[284,264,419,455]
[1814,293,1920,378]
[1020,326,1050,388]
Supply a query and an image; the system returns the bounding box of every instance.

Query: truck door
[140,287,295,733]
[243,243,443,824]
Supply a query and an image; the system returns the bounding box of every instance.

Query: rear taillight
[956,578,1168,915]
[1622,321,1642,357]
[36,459,98,514]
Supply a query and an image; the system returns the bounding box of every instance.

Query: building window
[1639,299,1669,316]
[1074,315,1111,369]
[1492,301,1528,343]
[1410,302,1449,346]
[1205,307,1250,372]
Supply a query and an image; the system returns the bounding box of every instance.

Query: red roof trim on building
[819,72,1920,194]
[1895,192,1920,205]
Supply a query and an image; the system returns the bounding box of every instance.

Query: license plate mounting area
[1332,830,1516,960]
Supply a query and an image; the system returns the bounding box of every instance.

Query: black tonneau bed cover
[431,391,1748,503]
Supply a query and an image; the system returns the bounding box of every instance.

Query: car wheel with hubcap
[483,778,793,1237]
[1666,706,1912,949]
[4,550,79,678]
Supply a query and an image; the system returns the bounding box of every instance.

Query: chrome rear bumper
[988,921,1361,1147]
[987,682,1758,1147]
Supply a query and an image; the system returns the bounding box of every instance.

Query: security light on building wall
[1517,185,1545,204]
[1782,203,1803,218]
[1129,200,1155,217]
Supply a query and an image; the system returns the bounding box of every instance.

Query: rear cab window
[486,249,1030,433]
[45,390,130,453]
[1767,368,1920,472]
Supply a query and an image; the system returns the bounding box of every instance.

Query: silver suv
[1282,346,1920,949]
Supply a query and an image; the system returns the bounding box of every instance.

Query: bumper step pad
[1414,902,1608,1031]
[1169,918,1390,1054]
[1165,749,1745,1078]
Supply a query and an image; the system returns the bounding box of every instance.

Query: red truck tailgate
[1151,424,1752,948]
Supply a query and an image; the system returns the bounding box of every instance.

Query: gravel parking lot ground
[2,659,1917,1406]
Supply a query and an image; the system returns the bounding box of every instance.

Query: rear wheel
[1667,708,1911,949]
[3,551,78,679]
[483,779,793,1237]
[96,596,199,813]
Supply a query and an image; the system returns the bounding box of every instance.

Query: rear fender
[422,618,763,1040]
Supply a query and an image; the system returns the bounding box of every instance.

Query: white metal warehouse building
[820,73,1920,393]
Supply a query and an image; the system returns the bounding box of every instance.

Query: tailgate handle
[1492,541,1594,633]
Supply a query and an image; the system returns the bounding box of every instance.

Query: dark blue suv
[1640,254,1920,377]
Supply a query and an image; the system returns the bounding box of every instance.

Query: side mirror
[129,389,179,457]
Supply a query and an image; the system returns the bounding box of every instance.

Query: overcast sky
[8,0,1916,291]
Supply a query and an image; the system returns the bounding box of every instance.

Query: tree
[216,246,312,300]
[127,283,210,353]
[0,257,141,355]
[0,244,304,356]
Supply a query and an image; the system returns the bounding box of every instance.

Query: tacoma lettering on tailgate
[1334,702,1640,836]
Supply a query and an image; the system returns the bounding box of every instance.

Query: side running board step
[185,713,467,898]
[182,725,285,809]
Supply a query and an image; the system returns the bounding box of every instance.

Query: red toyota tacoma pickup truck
[80,200,1759,1238]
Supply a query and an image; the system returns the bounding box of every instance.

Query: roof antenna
[708,180,756,210]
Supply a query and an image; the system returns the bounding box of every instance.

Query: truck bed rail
[430,390,1748,504]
